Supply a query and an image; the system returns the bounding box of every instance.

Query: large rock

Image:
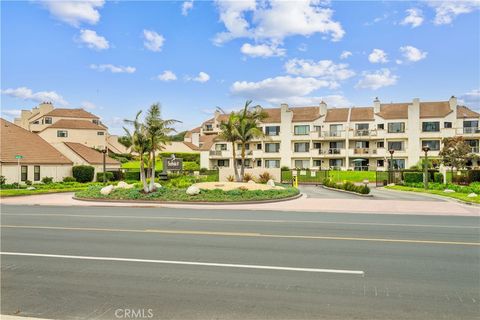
[100,185,114,195]
[26,186,36,190]
[444,189,455,193]
[154,182,162,189]
[115,181,134,189]
[467,193,477,198]
[266,179,275,187]
[186,185,200,195]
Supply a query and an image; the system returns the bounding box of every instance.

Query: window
[57,130,68,138]
[205,124,213,131]
[391,159,405,170]
[217,159,229,167]
[265,143,280,153]
[294,125,310,135]
[265,126,280,136]
[377,141,385,148]
[329,141,343,149]
[294,142,310,152]
[313,125,322,132]
[313,160,322,167]
[355,141,369,148]
[256,143,262,150]
[21,166,28,181]
[256,159,262,167]
[377,123,385,130]
[466,140,479,152]
[377,160,384,167]
[215,143,227,151]
[92,119,99,125]
[313,142,322,149]
[236,159,251,167]
[97,131,105,136]
[294,160,310,169]
[444,122,452,128]
[44,117,52,124]
[387,122,405,133]
[387,141,403,151]
[422,121,440,132]
[463,120,479,128]
[33,120,39,124]
[265,160,280,168]
[329,159,343,168]
[422,140,440,151]
[34,166,40,181]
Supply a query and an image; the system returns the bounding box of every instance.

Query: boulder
[154,182,162,189]
[100,185,114,195]
[186,185,200,195]
[467,193,477,198]
[116,181,129,188]
[247,180,256,184]
[387,183,395,187]
[444,189,455,193]
[26,186,36,190]
[266,179,275,187]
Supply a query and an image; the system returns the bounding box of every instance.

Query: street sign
[15,155,23,159]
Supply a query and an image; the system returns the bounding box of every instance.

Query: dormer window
[92,119,99,125]
[205,124,213,131]
[44,117,52,124]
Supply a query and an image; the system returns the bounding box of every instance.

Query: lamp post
[388,149,395,184]
[422,145,430,189]
[102,147,107,184]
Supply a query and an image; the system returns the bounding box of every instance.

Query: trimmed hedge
[468,170,480,183]
[96,172,114,182]
[124,171,140,181]
[63,176,76,182]
[404,172,424,183]
[433,172,444,183]
[73,165,95,183]
[159,152,199,162]
[324,179,370,194]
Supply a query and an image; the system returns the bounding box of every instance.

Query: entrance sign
[163,155,183,171]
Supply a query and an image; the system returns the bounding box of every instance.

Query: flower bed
[323,179,370,195]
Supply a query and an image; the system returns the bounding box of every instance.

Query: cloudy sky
[1,0,479,134]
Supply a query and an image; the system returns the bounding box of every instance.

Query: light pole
[388,149,395,184]
[102,147,107,184]
[422,145,430,189]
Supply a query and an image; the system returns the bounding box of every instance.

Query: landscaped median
[323,179,371,195]
[75,181,300,204]
[0,182,101,197]
[385,183,480,204]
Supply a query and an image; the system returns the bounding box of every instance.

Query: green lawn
[121,160,163,170]
[385,185,480,204]
[0,182,101,197]
[328,170,376,183]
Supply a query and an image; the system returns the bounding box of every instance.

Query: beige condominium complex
[184,96,480,171]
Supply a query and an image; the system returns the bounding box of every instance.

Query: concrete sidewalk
[1,191,478,216]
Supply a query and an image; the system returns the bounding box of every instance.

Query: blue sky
[1,0,479,134]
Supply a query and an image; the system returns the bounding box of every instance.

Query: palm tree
[144,103,180,192]
[218,110,240,181]
[236,100,267,179]
[124,111,151,192]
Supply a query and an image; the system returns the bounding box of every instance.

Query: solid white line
[0,252,364,276]
[2,213,478,229]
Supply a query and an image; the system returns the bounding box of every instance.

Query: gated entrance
[281,169,329,185]
[375,170,403,186]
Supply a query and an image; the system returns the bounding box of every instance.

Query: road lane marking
[0,252,364,276]
[2,224,479,246]
[2,213,479,229]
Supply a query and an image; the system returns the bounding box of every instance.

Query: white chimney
[319,101,327,116]
[449,95,457,111]
[373,97,381,113]
[280,103,289,113]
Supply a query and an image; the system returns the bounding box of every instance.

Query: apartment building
[184,96,480,171]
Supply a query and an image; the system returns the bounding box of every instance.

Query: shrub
[183,161,200,171]
[0,176,5,185]
[468,170,480,183]
[433,172,444,184]
[281,166,290,171]
[238,186,249,191]
[200,168,209,174]
[41,177,54,184]
[25,180,32,186]
[109,171,123,181]
[96,172,114,182]
[404,172,424,184]
[243,173,255,182]
[159,152,199,162]
[258,172,273,184]
[227,175,235,182]
[63,176,76,183]
[72,165,95,183]
[124,171,140,181]
[323,178,370,195]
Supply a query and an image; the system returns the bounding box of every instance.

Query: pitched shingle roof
[0,118,72,164]
[377,103,409,119]
[350,107,374,121]
[44,119,106,130]
[44,108,99,119]
[199,134,219,151]
[183,141,199,150]
[457,105,480,118]
[324,108,350,122]
[64,142,119,165]
[419,101,453,118]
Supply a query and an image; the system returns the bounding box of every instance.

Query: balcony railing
[319,148,343,155]
[320,130,345,138]
[209,150,224,156]
[353,129,377,137]
[462,127,480,134]
[353,148,377,155]
[471,147,480,153]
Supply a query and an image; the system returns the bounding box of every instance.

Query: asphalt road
[1,205,479,320]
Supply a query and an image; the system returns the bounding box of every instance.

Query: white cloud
[1,109,22,119]
[80,101,96,110]
[214,0,344,45]
[157,70,177,81]
[240,43,286,57]
[2,87,68,106]
[231,76,334,101]
[429,1,480,25]
[459,89,480,109]
[400,45,428,62]
[182,1,194,16]
[355,69,398,90]
[143,29,165,52]
[188,72,210,83]
[368,49,388,64]
[340,50,352,59]
[38,0,105,27]
[78,29,109,50]
[400,8,424,28]
[90,64,136,73]
[284,59,355,81]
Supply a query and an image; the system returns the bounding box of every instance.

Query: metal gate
[281,169,329,185]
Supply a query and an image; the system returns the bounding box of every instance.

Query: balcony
[320,130,345,139]
[352,148,377,155]
[352,129,378,138]
[318,148,345,157]
[459,127,480,135]
[209,150,230,157]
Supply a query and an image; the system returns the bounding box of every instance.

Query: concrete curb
[72,192,303,206]
[321,185,373,197]
[381,187,480,207]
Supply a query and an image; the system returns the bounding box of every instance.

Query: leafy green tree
[118,135,132,149]
[439,136,472,182]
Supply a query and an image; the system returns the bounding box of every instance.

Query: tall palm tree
[218,110,240,181]
[124,111,151,192]
[145,103,180,192]
[236,101,267,179]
